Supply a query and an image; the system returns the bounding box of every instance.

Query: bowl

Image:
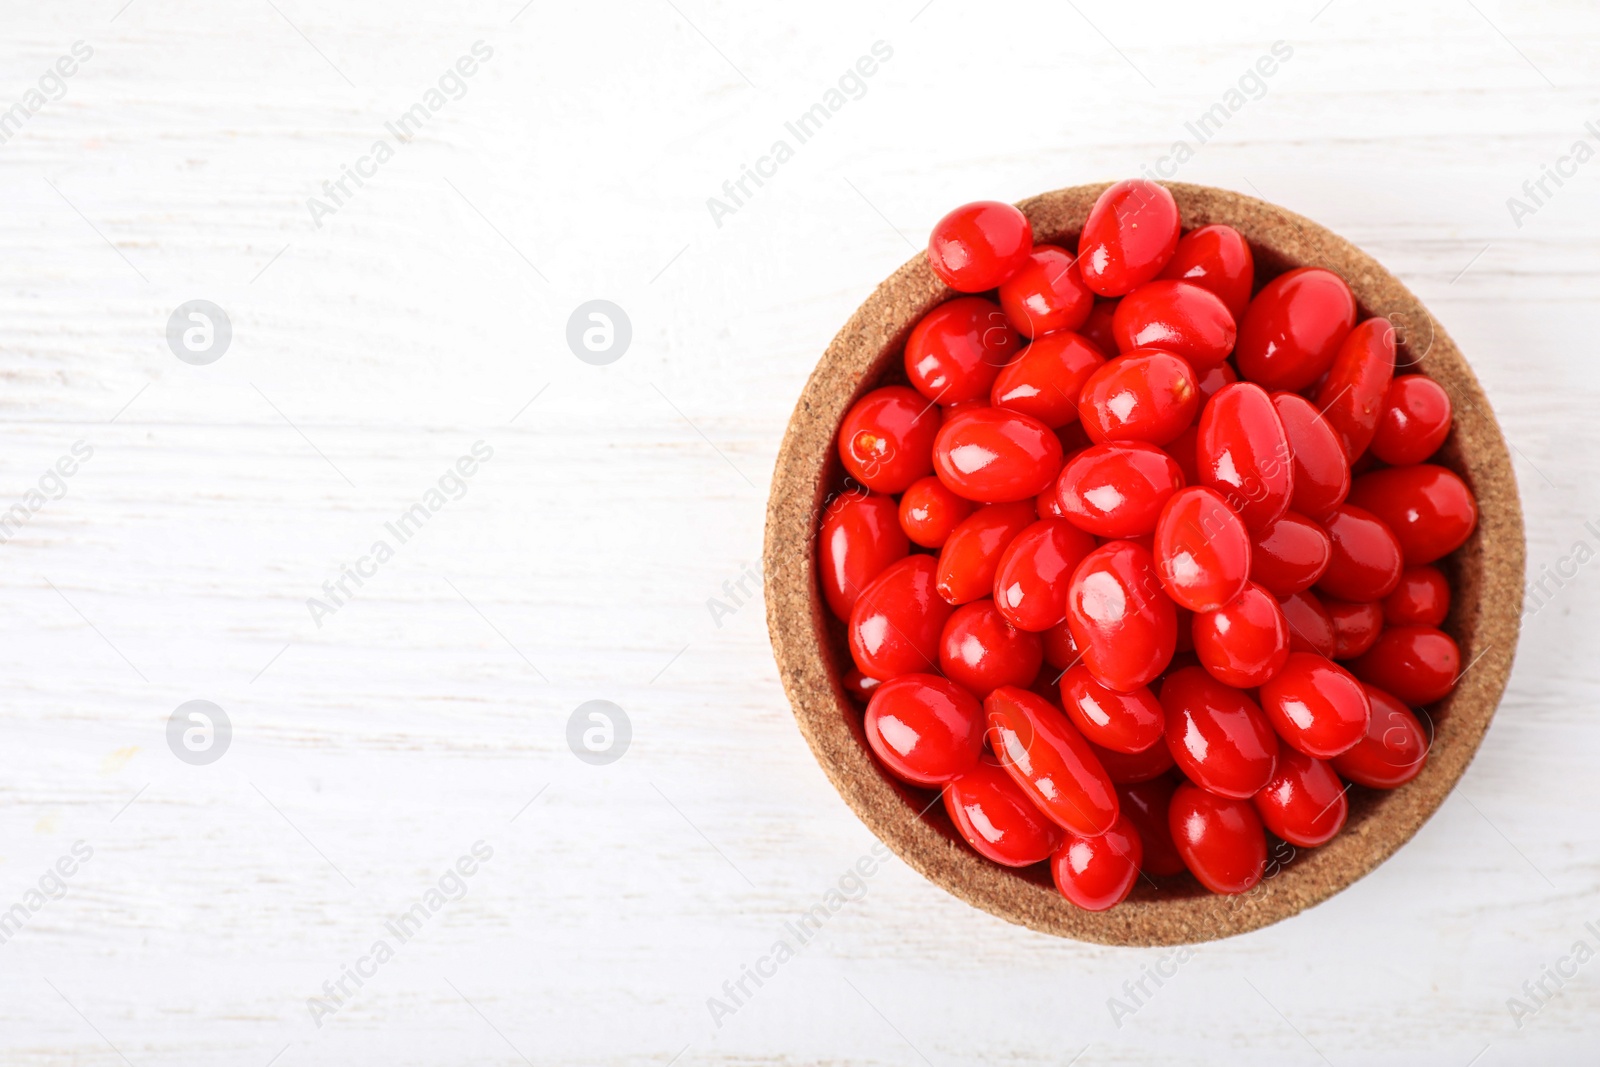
[764,181,1525,945]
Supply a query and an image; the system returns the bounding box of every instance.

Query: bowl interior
[765,182,1525,945]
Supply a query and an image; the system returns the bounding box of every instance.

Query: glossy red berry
[985,686,1119,836]
[1090,735,1175,784]
[819,490,909,620]
[1078,299,1119,356]
[1060,664,1164,754]
[905,297,1020,405]
[1112,280,1237,368]
[1153,486,1252,613]
[944,755,1065,866]
[1160,666,1280,798]
[1078,180,1181,296]
[1253,748,1348,848]
[998,245,1094,338]
[1163,424,1200,486]
[848,555,952,679]
[1325,598,1383,659]
[898,475,973,549]
[1331,685,1430,788]
[1192,581,1290,688]
[1056,441,1184,539]
[1249,511,1331,597]
[927,200,1033,292]
[1278,589,1336,657]
[842,669,883,704]
[1371,374,1452,466]
[1169,782,1267,894]
[1234,267,1357,391]
[1314,318,1396,463]
[1079,350,1199,446]
[1258,652,1371,758]
[1194,361,1238,404]
[935,501,1037,604]
[1158,223,1255,321]
[1348,625,1460,706]
[1118,775,1186,876]
[1196,382,1294,532]
[1317,504,1404,601]
[1272,392,1350,520]
[989,331,1105,427]
[1052,814,1143,910]
[1347,465,1478,566]
[1041,618,1081,671]
[838,385,940,494]
[1066,541,1178,693]
[933,407,1063,503]
[938,599,1043,698]
[1384,565,1450,627]
[993,519,1096,632]
[863,673,984,786]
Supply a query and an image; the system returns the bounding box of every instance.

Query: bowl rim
[763,180,1526,945]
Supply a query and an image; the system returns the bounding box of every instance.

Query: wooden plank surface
[0,0,1597,1063]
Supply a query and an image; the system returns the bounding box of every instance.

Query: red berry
[905,297,1020,404]
[944,755,1065,866]
[1090,735,1175,784]
[1249,511,1331,597]
[985,686,1119,836]
[1348,625,1460,706]
[1278,589,1337,657]
[1314,318,1396,463]
[1153,486,1252,612]
[848,555,952,679]
[1112,280,1237,368]
[1041,618,1081,671]
[1253,748,1348,848]
[1119,774,1186,875]
[1331,685,1430,788]
[927,200,1033,292]
[1384,565,1450,627]
[992,519,1096,632]
[819,490,909,620]
[1371,374,1452,466]
[838,385,940,494]
[933,407,1064,503]
[998,245,1094,338]
[1196,382,1295,532]
[1317,504,1404,601]
[1169,782,1267,894]
[935,500,1037,605]
[1160,666,1280,798]
[1079,299,1119,356]
[1194,360,1238,404]
[1235,267,1357,391]
[842,669,883,704]
[1066,541,1178,692]
[1059,664,1165,754]
[863,674,984,785]
[1192,581,1290,688]
[1347,464,1478,566]
[989,331,1105,427]
[1157,223,1255,321]
[1258,652,1371,758]
[939,599,1044,699]
[1272,392,1350,520]
[1079,349,1199,446]
[1325,598,1384,659]
[1078,180,1181,296]
[1056,441,1184,539]
[898,475,973,549]
[1052,814,1143,910]
[1163,424,1200,486]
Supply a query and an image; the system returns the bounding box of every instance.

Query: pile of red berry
[821,181,1478,910]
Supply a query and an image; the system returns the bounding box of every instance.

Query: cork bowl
[764,181,1524,945]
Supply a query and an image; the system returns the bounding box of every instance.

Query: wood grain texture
[0,0,1597,1064]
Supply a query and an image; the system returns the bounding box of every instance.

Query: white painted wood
[0,0,1596,1062]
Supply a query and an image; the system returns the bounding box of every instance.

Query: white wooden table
[0,0,1596,1063]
